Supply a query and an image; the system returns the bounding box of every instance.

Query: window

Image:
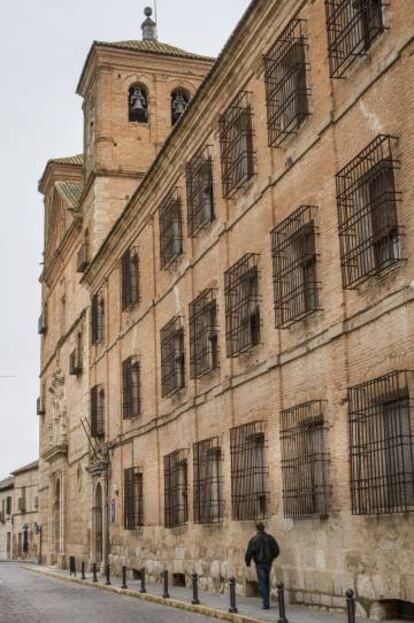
[225,254,260,357]
[159,189,183,269]
[186,146,215,236]
[189,290,218,379]
[129,84,149,123]
[160,317,185,397]
[325,0,384,78]
[349,371,414,515]
[220,91,255,198]
[336,135,401,288]
[164,449,188,528]
[77,231,89,273]
[6,496,12,515]
[264,18,309,147]
[271,205,319,327]
[91,293,105,344]
[124,468,143,529]
[193,438,223,524]
[121,247,139,309]
[230,421,268,520]
[69,332,83,376]
[280,401,329,518]
[91,385,105,437]
[122,357,140,419]
[171,89,190,125]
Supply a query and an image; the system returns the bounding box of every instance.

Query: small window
[220,91,255,198]
[189,290,218,379]
[91,293,105,345]
[160,317,185,397]
[129,84,149,123]
[193,438,223,524]
[122,357,140,419]
[325,0,384,78]
[264,18,310,147]
[91,385,105,438]
[124,468,143,529]
[164,449,188,528]
[121,247,140,310]
[186,146,215,236]
[225,254,260,357]
[159,189,183,269]
[171,89,190,125]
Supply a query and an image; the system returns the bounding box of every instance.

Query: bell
[173,93,187,115]
[131,88,146,111]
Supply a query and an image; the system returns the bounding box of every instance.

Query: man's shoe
[262,606,270,610]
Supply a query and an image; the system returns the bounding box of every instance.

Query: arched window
[171,89,190,125]
[128,83,149,123]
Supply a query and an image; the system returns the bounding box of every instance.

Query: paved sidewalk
[24,564,383,623]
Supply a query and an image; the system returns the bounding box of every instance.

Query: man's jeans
[256,563,271,609]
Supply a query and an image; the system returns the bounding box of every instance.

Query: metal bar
[105,564,111,586]
[140,567,147,594]
[277,582,289,623]
[191,573,200,605]
[346,589,356,623]
[92,563,98,583]
[121,566,127,589]
[228,577,238,613]
[81,561,86,580]
[162,570,170,598]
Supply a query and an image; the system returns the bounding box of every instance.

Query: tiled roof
[11,460,39,476]
[49,155,84,166]
[55,181,84,210]
[94,39,215,62]
[0,476,13,491]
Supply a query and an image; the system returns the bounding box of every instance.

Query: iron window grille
[264,18,310,147]
[193,437,223,524]
[121,247,140,310]
[325,0,384,78]
[124,467,144,529]
[336,134,401,288]
[129,83,149,123]
[230,421,268,520]
[159,189,183,269]
[225,254,261,357]
[349,370,414,516]
[189,290,218,379]
[91,293,105,344]
[69,333,83,376]
[122,356,141,419]
[280,401,330,518]
[91,385,105,438]
[271,205,319,327]
[220,91,255,198]
[160,317,185,398]
[164,449,188,528]
[186,146,215,236]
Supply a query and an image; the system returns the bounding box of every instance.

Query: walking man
[245,522,279,610]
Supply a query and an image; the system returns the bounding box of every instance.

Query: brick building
[0,477,14,559]
[38,2,414,619]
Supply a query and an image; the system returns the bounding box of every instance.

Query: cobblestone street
[0,563,219,623]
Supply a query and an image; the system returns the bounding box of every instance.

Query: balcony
[77,242,89,273]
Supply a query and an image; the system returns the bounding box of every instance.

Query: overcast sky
[0,0,251,479]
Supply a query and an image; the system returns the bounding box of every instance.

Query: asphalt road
[0,563,218,623]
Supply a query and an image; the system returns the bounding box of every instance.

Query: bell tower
[76,7,214,258]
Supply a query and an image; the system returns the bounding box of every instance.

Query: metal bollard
[140,567,147,594]
[346,589,356,623]
[191,572,200,605]
[92,563,98,583]
[81,561,86,580]
[121,566,127,589]
[228,577,238,614]
[162,570,170,599]
[105,564,111,586]
[277,582,288,623]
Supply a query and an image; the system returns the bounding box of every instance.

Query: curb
[23,565,269,623]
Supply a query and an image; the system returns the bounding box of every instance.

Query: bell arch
[128,83,149,123]
[171,88,190,125]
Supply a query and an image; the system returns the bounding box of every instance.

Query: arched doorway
[54,479,60,558]
[94,483,103,564]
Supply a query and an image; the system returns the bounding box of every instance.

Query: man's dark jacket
[245,532,280,567]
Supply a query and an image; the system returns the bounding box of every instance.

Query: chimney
[141,7,158,41]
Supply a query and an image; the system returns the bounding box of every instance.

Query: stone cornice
[38,162,83,196]
[41,219,82,287]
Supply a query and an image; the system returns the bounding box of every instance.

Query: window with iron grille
[164,449,188,528]
[121,247,139,310]
[69,332,83,376]
[225,254,260,357]
[264,18,310,147]
[160,317,185,397]
[325,0,384,78]
[159,189,183,269]
[189,290,218,379]
[220,91,255,198]
[230,421,268,520]
[124,467,144,529]
[280,401,329,518]
[336,135,401,288]
[193,437,223,524]
[122,356,140,419]
[91,293,105,344]
[349,371,414,516]
[271,205,319,327]
[90,385,105,437]
[186,146,215,236]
